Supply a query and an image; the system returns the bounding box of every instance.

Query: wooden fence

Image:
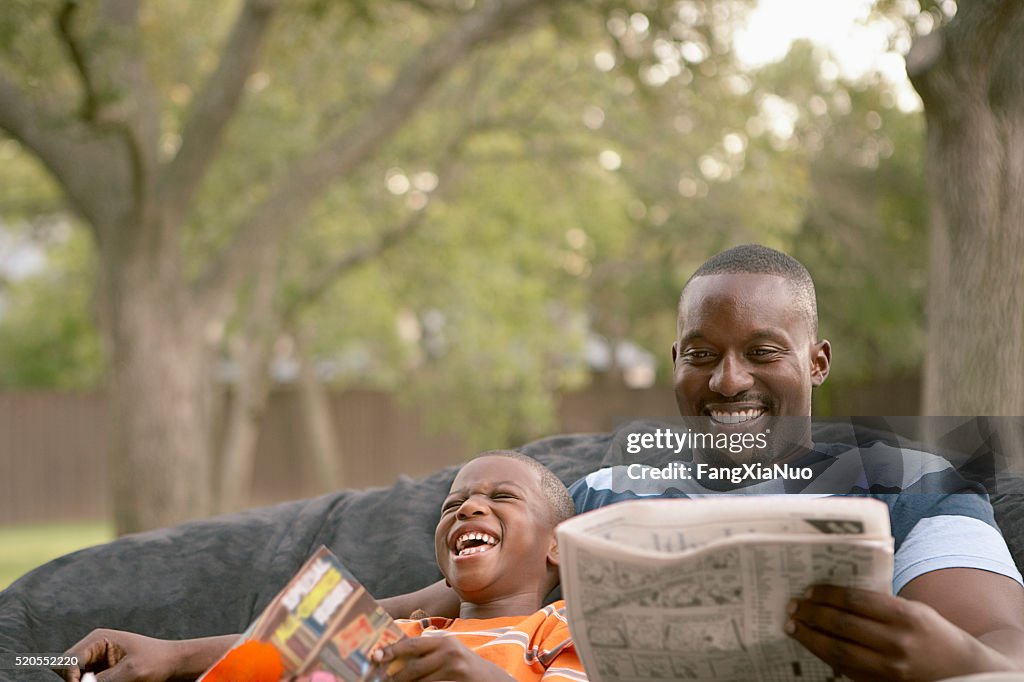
[0,378,919,525]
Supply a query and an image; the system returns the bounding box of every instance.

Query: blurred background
[2,0,1021,587]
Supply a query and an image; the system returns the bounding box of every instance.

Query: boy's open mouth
[452,531,500,557]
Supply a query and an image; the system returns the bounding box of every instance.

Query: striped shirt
[570,440,1023,594]
[395,600,587,681]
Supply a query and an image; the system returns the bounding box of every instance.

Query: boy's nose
[456,496,489,519]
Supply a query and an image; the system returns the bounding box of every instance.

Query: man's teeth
[455,531,498,556]
[708,409,765,424]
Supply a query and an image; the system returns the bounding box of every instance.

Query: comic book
[199,545,405,682]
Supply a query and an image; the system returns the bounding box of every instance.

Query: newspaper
[556,497,893,682]
[200,545,405,682]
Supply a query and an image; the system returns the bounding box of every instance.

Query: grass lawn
[0,520,114,590]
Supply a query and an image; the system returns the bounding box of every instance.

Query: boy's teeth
[454,531,499,552]
[458,544,496,557]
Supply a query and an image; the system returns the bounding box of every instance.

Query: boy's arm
[62,629,236,682]
[379,578,461,619]
[58,583,460,680]
[787,568,1024,680]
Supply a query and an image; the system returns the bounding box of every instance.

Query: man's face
[672,273,830,462]
[435,456,558,604]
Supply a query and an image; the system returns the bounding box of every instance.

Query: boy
[61,451,586,681]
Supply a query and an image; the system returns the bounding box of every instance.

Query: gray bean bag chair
[2,423,1022,681]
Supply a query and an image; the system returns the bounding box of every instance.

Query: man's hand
[379,579,461,620]
[373,636,516,682]
[786,584,1019,681]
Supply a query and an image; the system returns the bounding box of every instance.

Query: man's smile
[706,406,767,424]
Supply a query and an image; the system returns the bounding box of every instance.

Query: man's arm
[379,579,461,619]
[787,568,1024,680]
[900,568,1024,667]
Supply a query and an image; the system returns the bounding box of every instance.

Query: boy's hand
[60,629,182,682]
[373,636,516,682]
[786,585,1017,681]
[60,629,235,682]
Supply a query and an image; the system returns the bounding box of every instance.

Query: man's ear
[810,339,831,387]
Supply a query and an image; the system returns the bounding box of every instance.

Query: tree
[902,1,1024,415]
[0,0,583,533]
[1,0,945,531]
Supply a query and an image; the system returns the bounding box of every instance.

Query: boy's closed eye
[441,499,464,513]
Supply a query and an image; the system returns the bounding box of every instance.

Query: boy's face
[434,456,559,604]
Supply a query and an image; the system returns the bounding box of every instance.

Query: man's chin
[693,444,772,469]
[680,414,810,466]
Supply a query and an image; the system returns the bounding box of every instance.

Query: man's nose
[709,354,754,397]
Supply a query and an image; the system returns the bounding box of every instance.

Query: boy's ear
[546,536,559,568]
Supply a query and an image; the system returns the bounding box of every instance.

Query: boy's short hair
[475,450,576,525]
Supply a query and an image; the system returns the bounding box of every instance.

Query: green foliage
[771,42,928,382]
[0,139,65,219]
[0,520,114,590]
[0,0,931,444]
[0,226,105,388]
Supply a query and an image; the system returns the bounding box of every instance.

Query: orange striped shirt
[395,600,587,681]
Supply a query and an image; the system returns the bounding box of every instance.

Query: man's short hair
[682,244,819,336]
[474,450,576,526]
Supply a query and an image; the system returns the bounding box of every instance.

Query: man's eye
[492,492,517,500]
[749,348,779,358]
[683,349,715,361]
[442,500,463,512]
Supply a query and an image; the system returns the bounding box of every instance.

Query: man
[570,244,1024,679]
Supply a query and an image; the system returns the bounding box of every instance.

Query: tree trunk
[295,330,343,492]
[908,5,1024,416]
[217,264,281,513]
[104,258,215,534]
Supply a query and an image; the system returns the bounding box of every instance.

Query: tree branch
[986,3,1024,113]
[85,0,161,230]
[195,0,563,317]
[908,1,1024,115]
[0,76,63,167]
[292,213,428,316]
[45,0,162,240]
[905,31,943,82]
[285,114,473,319]
[55,0,101,121]
[160,0,280,224]
[0,75,119,234]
